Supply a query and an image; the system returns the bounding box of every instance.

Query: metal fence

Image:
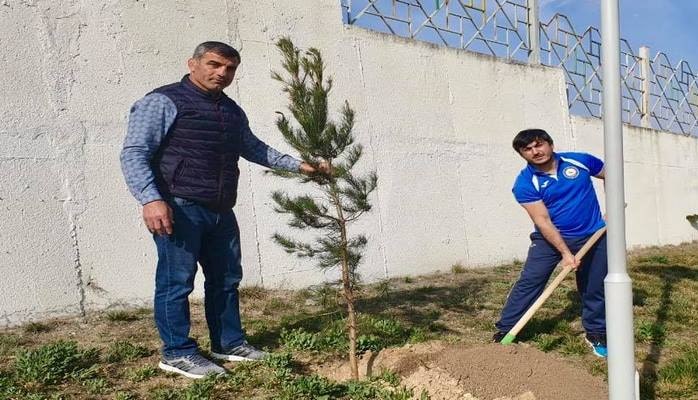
[341,0,698,136]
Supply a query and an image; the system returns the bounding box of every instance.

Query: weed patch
[150,386,182,400]
[81,376,109,394]
[635,320,666,344]
[637,255,670,265]
[106,310,141,322]
[115,392,138,400]
[0,333,25,357]
[23,322,52,334]
[125,365,159,382]
[280,315,419,355]
[14,340,100,385]
[451,263,466,274]
[559,336,588,357]
[280,324,345,353]
[239,285,270,301]
[309,284,340,309]
[147,377,221,400]
[659,347,698,391]
[105,340,151,363]
[533,333,564,352]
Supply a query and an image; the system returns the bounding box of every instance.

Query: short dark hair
[512,129,553,152]
[192,41,240,61]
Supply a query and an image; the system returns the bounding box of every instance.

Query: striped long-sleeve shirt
[120,93,301,205]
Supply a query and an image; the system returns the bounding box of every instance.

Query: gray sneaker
[211,341,268,361]
[158,353,227,379]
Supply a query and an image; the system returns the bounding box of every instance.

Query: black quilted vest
[151,75,244,211]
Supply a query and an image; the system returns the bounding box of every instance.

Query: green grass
[279,315,424,355]
[168,376,218,400]
[115,392,138,400]
[658,347,698,395]
[629,244,698,399]
[0,242,697,399]
[308,284,341,309]
[451,263,466,274]
[532,333,564,352]
[263,297,293,315]
[0,333,25,357]
[106,309,143,322]
[138,351,425,400]
[559,336,588,356]
[636,320,667,344]
[105,340,151,363]
[14,340,100,385]
[374,280,392,299]
[1,340,105,398]
[81,376,109,394]
[636,255,670,265]
[125,365,159,382]
[23,322,52,334]
[261,352,425,400]
[239,285,270,301]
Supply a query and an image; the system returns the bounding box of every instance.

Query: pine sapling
[270,37,378,380]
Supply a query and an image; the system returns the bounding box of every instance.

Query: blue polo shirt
[512,152,605,237]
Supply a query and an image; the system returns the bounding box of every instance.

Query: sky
[539,0,698,70]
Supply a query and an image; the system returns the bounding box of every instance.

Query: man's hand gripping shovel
[500,227,607,345]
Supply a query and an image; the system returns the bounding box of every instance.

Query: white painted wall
[1,0,697,325]
[570,116,698,247]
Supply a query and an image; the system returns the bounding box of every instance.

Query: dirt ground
[315,341,608,400]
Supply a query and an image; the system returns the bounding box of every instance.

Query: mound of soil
[315,342,607,400]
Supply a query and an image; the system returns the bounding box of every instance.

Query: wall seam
[61,176,87,316]
[227,0,264,285]
[445,59,471,265]
[352,36,390,279]
[558,70,576,148]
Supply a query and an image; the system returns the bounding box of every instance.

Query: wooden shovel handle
[502,227,607,342]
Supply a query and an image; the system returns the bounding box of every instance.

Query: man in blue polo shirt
[492,129,608,358]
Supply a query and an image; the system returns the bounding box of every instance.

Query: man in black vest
[121,41,329,378]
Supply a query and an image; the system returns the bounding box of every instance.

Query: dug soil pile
[315,341,607,400]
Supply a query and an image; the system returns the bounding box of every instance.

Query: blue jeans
[495,231,607,335]
[153,197,245,358]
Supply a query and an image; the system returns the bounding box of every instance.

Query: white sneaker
[158,353,227,379]
[211,341,268,361]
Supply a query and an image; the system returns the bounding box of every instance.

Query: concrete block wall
[1,0,697,325]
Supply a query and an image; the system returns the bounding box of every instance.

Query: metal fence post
[639,46,651,128]
[528,0,540,65]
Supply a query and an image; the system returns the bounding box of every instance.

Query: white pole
[528,0,540,65]
[601,1,636,399]
[639,46,651,128]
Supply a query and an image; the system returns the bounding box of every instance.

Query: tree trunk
[342,257,359,380]
[330,176,359,380]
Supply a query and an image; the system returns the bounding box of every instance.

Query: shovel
[500,227,607,345]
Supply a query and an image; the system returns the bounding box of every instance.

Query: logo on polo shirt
[563,166,579,179]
